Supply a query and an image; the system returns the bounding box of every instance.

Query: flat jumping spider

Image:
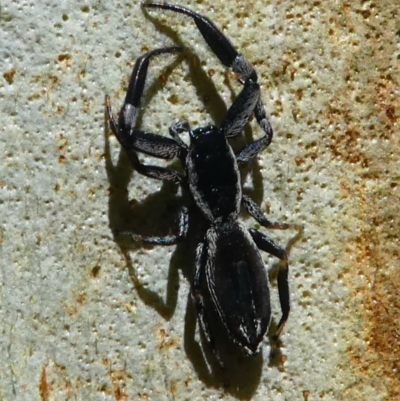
[106,2,298,366]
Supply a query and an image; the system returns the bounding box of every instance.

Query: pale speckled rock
[0,1,399,400]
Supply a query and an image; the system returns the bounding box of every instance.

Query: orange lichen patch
[369,278,400,372]
[46,75,59,91]
[329,128,368,166]
[325,16,400,389]
[169,380,178,396]
[63,291,87,317]
[302,141,320,163]
[364,196,399,394]
[96,358,132,399]
[39,365,49,401]
[57,54,71,67]
[157,73,167,87]
[385,105,396,123]
[373,78,399,139]
[156,328,179,351]
[322,7,399,396]
[91,265,100,278]
[57,133,68,152]
[27,92,41,101]
[86,188,96,200]
[0,226,5,245]
[110,368,131,401]
[167,94,179,105]
[75,292,87,306]
[341,182,400,399]
[3,69,16,85]
[344,228,400,398]
[30,74,59,94]
[36,233,42,245]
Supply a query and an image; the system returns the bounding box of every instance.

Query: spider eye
[190,125,219,141]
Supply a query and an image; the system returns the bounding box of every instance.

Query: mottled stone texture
[0,1,398,400]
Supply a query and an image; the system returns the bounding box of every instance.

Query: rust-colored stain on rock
[322,1,399,398]
[39,365,49,401]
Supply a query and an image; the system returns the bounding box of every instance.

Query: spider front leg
[106,46,187,184]
[142,3,274,144]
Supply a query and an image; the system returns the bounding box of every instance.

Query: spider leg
[143,3,238,67]
[119,206,189,245]
[220,78,260,139]
[142,3,273,143]
[248,228,289,339]
[235,123,273,164]
[106,46,186,183]
[191,241,224,368]
[242,194,296,230]
[168,120,191,148]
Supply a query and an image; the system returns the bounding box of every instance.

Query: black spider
[106,2,298,367]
